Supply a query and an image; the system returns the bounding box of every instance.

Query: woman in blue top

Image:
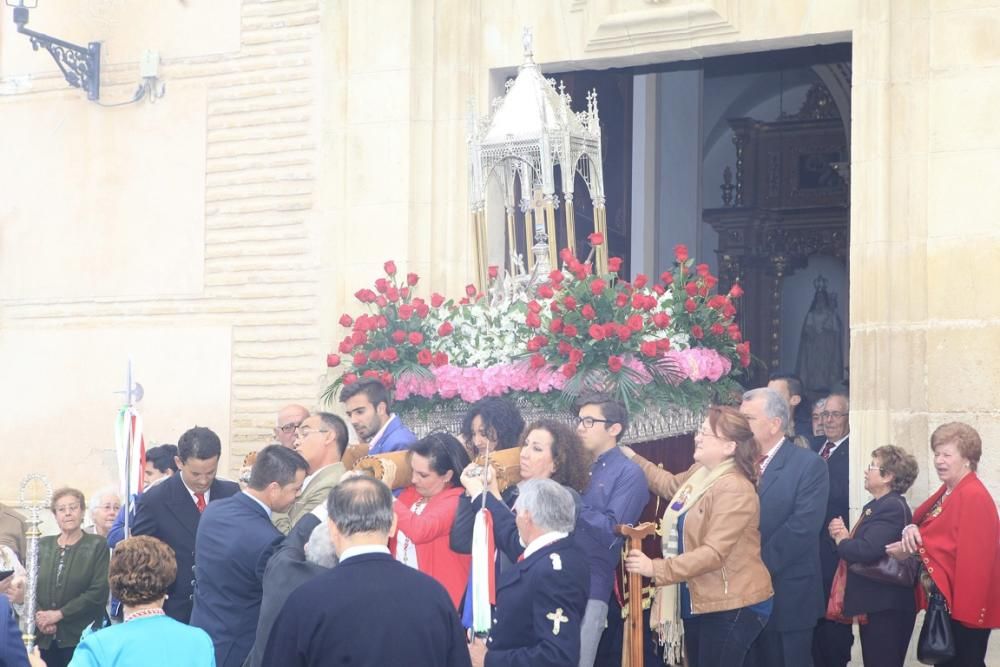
[67,536,214,667]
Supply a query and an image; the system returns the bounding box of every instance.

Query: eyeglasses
[296,428,329,438]
[53,504,81,513]
[820,411,848,419]
[866,463,885,473]
[278,421,303,433]
[576,416,612,429]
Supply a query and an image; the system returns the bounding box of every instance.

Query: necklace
[399,497,428,567]
[124,608,165,623]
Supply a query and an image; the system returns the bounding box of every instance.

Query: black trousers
[684,607,767,667]
[939,618,991,667]
[40,643,76,667]
[859,608,915,667]
[811,617,854,667]
[745,621,814,667]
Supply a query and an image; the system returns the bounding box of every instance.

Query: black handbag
[848,554,919,587]
[917,591,956,665]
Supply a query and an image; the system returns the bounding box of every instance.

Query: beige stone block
[346,0,413,73]
[929,69,1000,151]
[889,328,928,411]
[890,412,931,499]
[926,237,1000,319]
[927,149,1000,238]
[346,70,413,123]
[929,7,1000,69]
[926,326,1000,411]
[342,203,412,261]
[889,81,928,157]
[346,122,410,205]
[931,0,1000,12]
[969,414,1000,503]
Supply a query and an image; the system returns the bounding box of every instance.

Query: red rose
[438,322,454,336]
[525,312,542,328]
[417,348,432,366]
[559,248,574,264]
[657,338,671,352]
[722,303,737,319]
[432,351,449,367]
[354,289,371,303]
[351,330,367,345]
[640,341,657,358]
[386,287,400,302]
[590,279,607,296]
[710,323,725,336]
[674,244,689,262]
[615,293,628,308]
[736,341,751,367]
[652,313,670,329]
[528,300,542,314]
[684,282,699,297]
[405,272,419,287]
[381,372,393,388]
[581,304,596,320]
[557,341,572,356]
[588,232,605,246]
[550,302,561,313]
[642,295,657,311]
[549,269,565,284]
[408,331,424,346]
[431,293,445,308]
[369,349,383,362]
[705,275,718,289]
[561,362,578,378]
[729,283,744,299]
[538,284,555,299]
[465,284,477,297]
[562,324,579,338]
[627,314,644,331]
[563,296,577,310]
[602,323,617,338]
[660,271,673,285]
[634,274,648,289]
[415,302,430,318]
[376,296,388,308]
[608,257,623,273]
[362,370,378,379]
[326,354,341,368]
[707,295,727,310]
[339,314,353,328]
[400,287,410,299]
[488,265,499,280]
[653,285,665,296]
[616,325,632,342]
[338,339,353,354]
[353,352,368,366]
[608,355,623,372]
[384,260,397,276]
[728,324,742,342]
[376,315,389,329]
[374,278,389,294]
[569,348,584,364]
[631,293,645,310]
[696,263,710,278]
[685,298,697,313]
[526,335,548,352]
[588,324,606,340]
[691,325,704,339]
[550,318,564,334]
[530,354,546,370]
[383,348,399,362]
[397,304,414,320]
[343,372,358,385]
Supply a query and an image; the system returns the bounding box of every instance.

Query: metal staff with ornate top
[18,474,52,650]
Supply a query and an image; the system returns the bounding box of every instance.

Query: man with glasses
[272,412,350,534]
[572,393,649,667]
[811,392,853,667]
[274,404,310,449]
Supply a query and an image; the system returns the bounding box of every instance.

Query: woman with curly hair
[452,419,592,563]
[460,397,525,459]
[67,536,214,666]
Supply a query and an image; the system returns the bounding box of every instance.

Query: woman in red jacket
[888,422,1000,666]
[391,432,472,609]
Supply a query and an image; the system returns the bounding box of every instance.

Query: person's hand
[35,610,62,630]
[8,575,25,605]
[460,464,485,498]
[624,549,654,578]
[619,446,637,459]
[27,647,47,667]
[468,636,488,667]
[828,516,848,543]
[900,524,923,553]
[885,541,910,561]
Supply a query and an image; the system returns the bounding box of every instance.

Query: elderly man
[470,479,589,667]
[274,404,310,449]
[272,412,349,534]
[263,477,471,667]
[741,387,829,667]
[340,378,416,454]
[811,392,853,667]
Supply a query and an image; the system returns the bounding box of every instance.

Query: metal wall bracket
[13,5,100,100]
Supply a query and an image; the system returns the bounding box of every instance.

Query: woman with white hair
[84,488,121,539]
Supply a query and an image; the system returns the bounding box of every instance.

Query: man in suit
[263,476,471,667]
[469,479,589,667]
[274,404,310,449]
[272,412,348,534]
[131,426,240,623]
[340,378,417,454]
[190,445,308,667]
[768,372,813,447]
[741,387,830,667]
[811,392,853,667]
[244,511,336,667]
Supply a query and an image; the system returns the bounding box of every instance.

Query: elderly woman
[827,445,918,667]
[66,536,214,666]
[84,488,121,540]
[390,433,472,609]
[452,419,591,562]
[34,489,109,667]
[620,406,773,667]
[460,397,525,459]
[888,422,1000,666]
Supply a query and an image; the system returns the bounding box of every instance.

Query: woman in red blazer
[391,432,472,609]
[889,422,1000,666]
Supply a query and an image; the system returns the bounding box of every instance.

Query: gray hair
[88,486,122,515]
[326,476,394,537]
[812,398,827,413]
[514,479,575,534]
[742,387,790,432]
[304,523,338,568]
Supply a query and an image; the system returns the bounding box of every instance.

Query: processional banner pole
[114,359,145,539]
[18,474,52,650]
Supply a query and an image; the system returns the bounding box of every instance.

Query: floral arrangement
[323,237,749,412]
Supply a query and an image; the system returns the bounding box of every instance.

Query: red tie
[819,442,835,461]
[195,492,207,513]
[517,553,525,563]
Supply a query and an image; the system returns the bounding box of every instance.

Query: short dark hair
[460,397,525,451]
[871,445,919,495]
[327,476,394,536]
[316,412,349,457]
[248,445,309,490]
[339,378,391,412]
[574,392,629,441]
[109,536,177,605]
[769,373,804,398]
[409,432,470,487]
[146,444,178,473]
[177,426,222,462]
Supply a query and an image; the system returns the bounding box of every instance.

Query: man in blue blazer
[190,445,308,667]
[131,427,240,623]
[741,388,830,667]
[0,595,28,667]
[340,378,417,454]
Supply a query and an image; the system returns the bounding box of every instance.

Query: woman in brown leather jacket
[622,406,773,667]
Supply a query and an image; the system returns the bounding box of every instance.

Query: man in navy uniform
[263,476,471,667]
[469,479,589,667]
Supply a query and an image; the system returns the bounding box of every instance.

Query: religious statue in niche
[795,275,844,396]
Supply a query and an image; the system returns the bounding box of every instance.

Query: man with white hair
[741,387,829,667]
[469,479,589,667]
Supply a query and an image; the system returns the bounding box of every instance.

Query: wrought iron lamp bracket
[12,5,101,100]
